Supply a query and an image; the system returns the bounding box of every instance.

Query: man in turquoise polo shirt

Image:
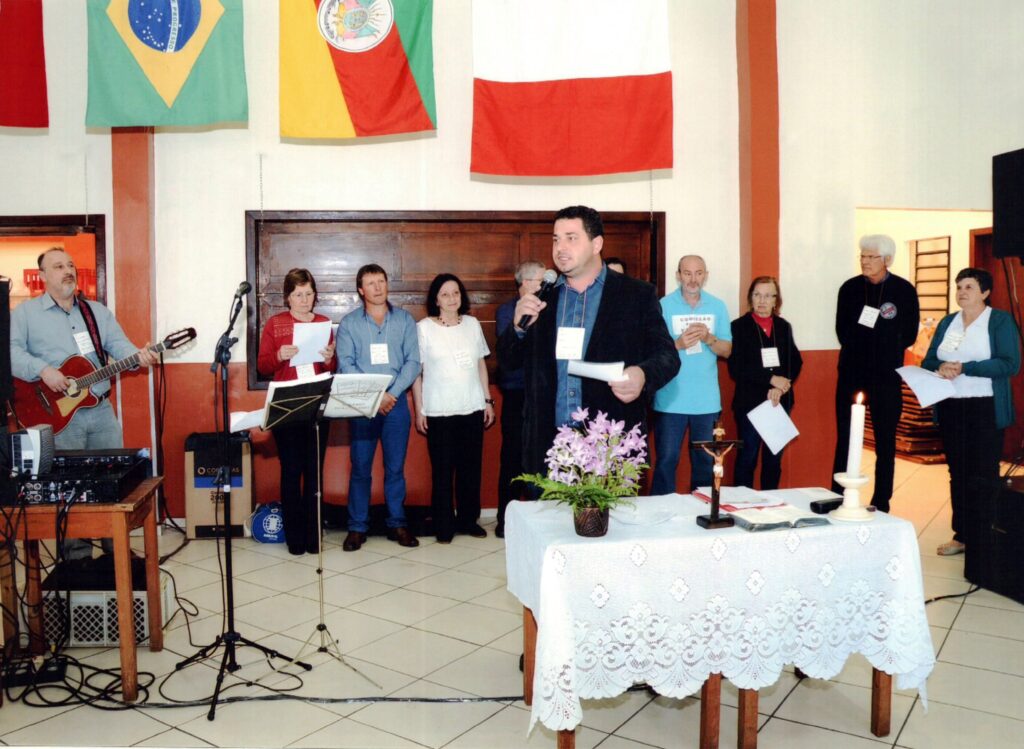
[651,255,732,494]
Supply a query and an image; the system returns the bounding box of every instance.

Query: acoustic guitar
[12,328,196,434]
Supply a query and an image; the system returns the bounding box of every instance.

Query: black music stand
[176,301,314,720]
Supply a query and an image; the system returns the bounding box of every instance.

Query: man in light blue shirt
[336,264,421,551]
[10,247,157,559]
[652,255,733,494]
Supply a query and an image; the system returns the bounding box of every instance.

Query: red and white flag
[471,0,673,177]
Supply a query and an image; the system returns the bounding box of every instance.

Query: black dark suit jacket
[497,270,680,476]
[727,312,803,416]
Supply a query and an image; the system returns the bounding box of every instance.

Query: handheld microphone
[518,269,559,329]
[234,281,252,299]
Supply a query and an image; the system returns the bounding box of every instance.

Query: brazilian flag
[86,0,248,127]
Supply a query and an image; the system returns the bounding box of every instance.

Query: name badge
[73,331,96,356]
[370,343,389,365]
[454,349,474,369]
[295,364,316,380]
[858,305,880,328]
[938,331,965,353]
[555,327,586,360]
[685,341,703,356]
[761,347,780,368]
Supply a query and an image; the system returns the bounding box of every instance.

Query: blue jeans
[651,411,718,495]
[58,400,123,560]
[347,394,411,532]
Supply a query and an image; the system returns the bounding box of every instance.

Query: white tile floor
[3,453,1023,748]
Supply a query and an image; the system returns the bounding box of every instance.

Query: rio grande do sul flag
[471,0,673,177]
[0,0,49,127]
[86,0,247,127]
[280,0,436,139]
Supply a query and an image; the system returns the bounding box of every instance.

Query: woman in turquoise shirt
[922,268,1021,557]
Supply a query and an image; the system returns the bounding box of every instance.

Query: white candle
[845,392,865,477]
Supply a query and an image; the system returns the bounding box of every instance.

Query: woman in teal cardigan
[922,268,1021,557]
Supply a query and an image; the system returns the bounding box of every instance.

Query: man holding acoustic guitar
[10,247,160,560]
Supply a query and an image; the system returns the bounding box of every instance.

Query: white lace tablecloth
[505,491,935,732]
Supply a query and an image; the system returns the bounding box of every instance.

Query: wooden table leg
[738,688,758,749]
[1,543,18,649]
[870,668,892,736]
[523,606,537,706]
[143,497,163,652]
[111,512,138,702]
[700,672,722,749]
[556,729,575,748]
[25,540,45,655]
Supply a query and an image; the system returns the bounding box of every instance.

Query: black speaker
[964,477,1024,605]
[993,148,1024,259]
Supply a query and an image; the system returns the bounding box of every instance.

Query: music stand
[289,373,391,687]
[176,306,315,720]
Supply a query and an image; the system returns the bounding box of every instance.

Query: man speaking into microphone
[497,206,679,481]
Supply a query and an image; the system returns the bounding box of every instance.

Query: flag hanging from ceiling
[280,0,436,139]
[86,0,247,127]
[471,0,674,177]
[0,0,49,127]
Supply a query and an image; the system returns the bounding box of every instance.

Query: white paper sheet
[229,372,334,432]
[323,373,394,419]
[897,365,956,408]
[671,313,715,354]
[747,399,799,455]
[567,360,627,382]
[289,321,331,367]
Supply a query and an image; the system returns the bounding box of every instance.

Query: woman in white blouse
[412,273,496,543]
[922,268,1020,557]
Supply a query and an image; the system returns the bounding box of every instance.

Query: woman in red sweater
[257,268,337,554]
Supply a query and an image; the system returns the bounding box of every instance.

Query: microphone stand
[176,290,311,720]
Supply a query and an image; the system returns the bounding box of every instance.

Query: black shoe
[436,533,453,544]
[288,545,305,556]
[342,531,366,552]
[460,524,487,538]
[495,524,505,539]
[386,526,420,547]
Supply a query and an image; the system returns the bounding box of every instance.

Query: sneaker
[936,540,965,556]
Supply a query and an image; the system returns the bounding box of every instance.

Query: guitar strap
[76,294,108,367]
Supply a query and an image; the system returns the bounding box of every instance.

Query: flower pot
[573,507,609,537]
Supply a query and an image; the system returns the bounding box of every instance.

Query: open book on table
[727,503,831,532]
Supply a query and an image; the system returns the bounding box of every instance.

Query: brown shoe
[386,526,420,547]
[342,531,366,552]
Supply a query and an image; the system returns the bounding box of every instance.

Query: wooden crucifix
[692,421,743,529]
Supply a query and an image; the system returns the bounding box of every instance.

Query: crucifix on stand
[692,421,742,529]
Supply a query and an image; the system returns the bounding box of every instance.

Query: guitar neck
[74,343,166,389]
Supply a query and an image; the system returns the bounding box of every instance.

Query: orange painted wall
[152,362,506,517]
[150,352,841,518]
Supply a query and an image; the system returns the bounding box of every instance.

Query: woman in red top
[257,268,337,554]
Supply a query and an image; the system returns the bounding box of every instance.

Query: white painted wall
[153,0,741,360]
[778,0,1024,349]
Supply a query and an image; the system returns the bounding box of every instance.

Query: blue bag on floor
[249,502,285,543]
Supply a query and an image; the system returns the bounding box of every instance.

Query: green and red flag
[0,0,49,128]
[86,0,247,127]
[280,0,436,139]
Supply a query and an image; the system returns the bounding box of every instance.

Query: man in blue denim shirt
[336,264,421,551]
